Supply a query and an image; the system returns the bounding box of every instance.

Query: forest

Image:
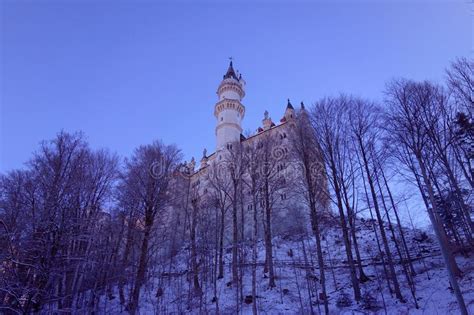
[0,58,473,314]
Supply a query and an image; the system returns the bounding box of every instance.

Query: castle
[187,61,299,175]
[182,61,322,235]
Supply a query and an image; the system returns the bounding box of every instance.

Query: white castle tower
[214,61,246,149]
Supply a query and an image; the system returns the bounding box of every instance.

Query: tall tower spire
[284,99,295,120]
[214,60,246,150]
[223,60,238,80]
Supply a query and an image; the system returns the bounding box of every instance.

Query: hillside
[95,219,474,314]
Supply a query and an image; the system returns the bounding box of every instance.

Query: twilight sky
[0,0,471,176]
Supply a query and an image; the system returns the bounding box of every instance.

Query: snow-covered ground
[98,220,474,314]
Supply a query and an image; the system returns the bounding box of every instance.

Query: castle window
[247,204,253,211]
[221,117,223,121]
[281,193,287,200]
[227,143,233,150]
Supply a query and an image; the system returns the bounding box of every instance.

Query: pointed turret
[284,99,295,121]
[287,99,294,110]
[215,60,246,150]
[223,61,238,80]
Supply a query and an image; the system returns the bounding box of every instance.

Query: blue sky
[0,0,471,176]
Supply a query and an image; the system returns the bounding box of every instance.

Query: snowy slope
[97,220,474,314]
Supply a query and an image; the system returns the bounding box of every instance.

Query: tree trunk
[191,202,202,295]
[328,152,361,301]
[341,183,368,283]
[119,215,135,306]
[232,184,240,314]
[417,155,468,315]
[264,181,276,288]
[309,201,329,314]
[252,196,258,315]
[218,207,225,279]
[358,137,404,302]
[129,213,153,315]
[378,166,416,276]
[374,167,419,308]
[232,188,239,285]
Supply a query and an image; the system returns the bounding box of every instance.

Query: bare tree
[243,141,264,315]
[446,57,474,115]
[189,187,203,296]
[215,141,247,313]
[446,58,474,189]
[255,131,288,289]
[385,79,468,315]
[310,97,361,302]
[289,104,329,314]
[349,98,404,302]
[0,132,118,314]
[120,141,181,314]
[206,160,232,280]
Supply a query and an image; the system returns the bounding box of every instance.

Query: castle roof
[286,99,294,110]
[223,61,238,80]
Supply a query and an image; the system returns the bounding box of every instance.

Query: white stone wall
[215,77,245,150]
[219,89,240,101]
[216,109,243,148]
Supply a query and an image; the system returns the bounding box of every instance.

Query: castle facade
[182,61,322,236]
